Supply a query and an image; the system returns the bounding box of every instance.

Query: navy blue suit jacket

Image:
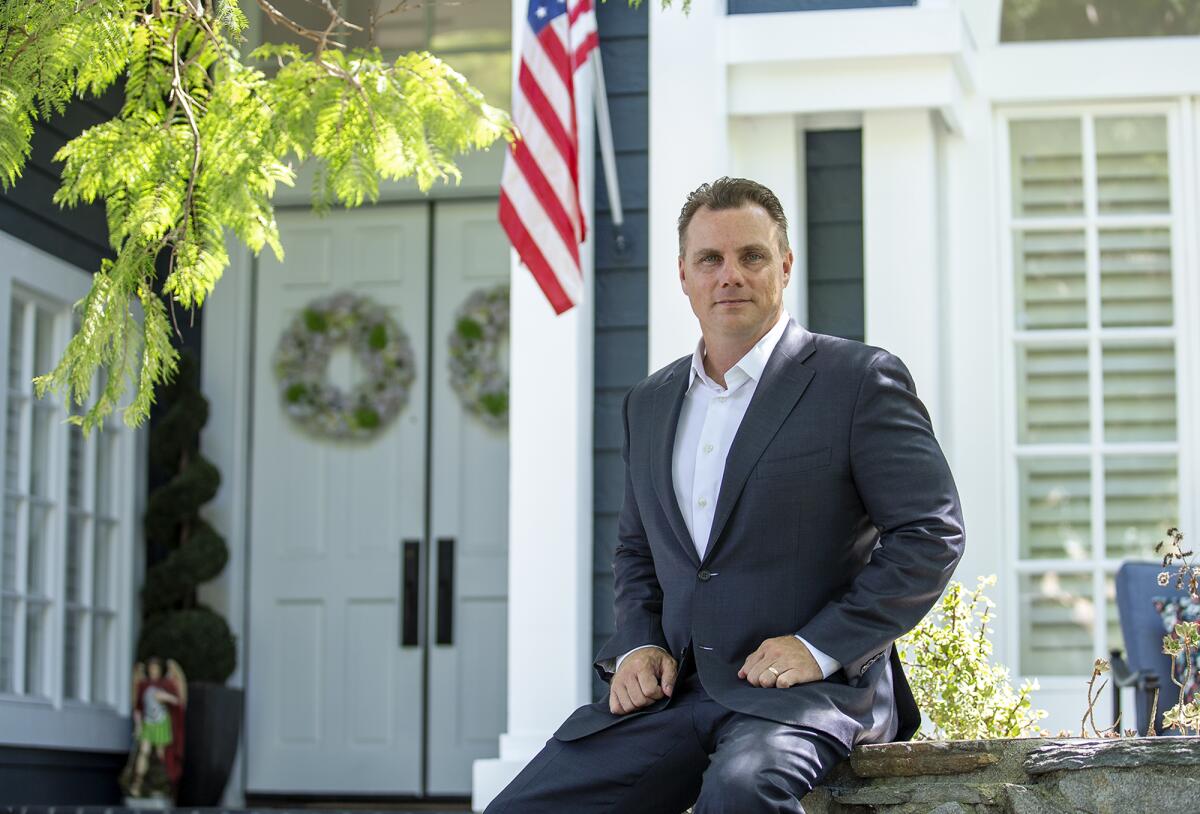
[555,320,965,748]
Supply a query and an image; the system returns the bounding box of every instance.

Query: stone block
[1053,768,1200,813]
[1025,737,1200,774]
[1001,783,1069,814]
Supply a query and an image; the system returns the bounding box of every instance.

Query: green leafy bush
[898,575,1047,740]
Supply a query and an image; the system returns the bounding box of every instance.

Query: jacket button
[698,570,712,581]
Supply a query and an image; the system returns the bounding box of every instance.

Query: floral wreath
[449,284,509,430]
[274,291,415,440]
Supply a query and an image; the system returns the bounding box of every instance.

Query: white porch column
[647,0,728,371]
[471,9,596,810]
[862,108,944,432]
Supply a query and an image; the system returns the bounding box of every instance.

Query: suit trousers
[484,654,848,814]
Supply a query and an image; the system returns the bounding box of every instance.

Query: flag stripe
[500,0,599,315]
[573,32,599,70]
[517,63,576,173]
[568,0,592,24]
[537,21,573,91]
[510,107,578,229]
[503,162,583,286]
[500,192,576,315]
[509,139,581,265]
[521,26,573,129]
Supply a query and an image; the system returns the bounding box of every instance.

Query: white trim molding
[724,4,976,133]
[0,232,144,753]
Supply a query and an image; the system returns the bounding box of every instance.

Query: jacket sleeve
[592,389,671,683]
[796,350,965,680]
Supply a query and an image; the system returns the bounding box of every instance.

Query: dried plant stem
[1149,686,1159,736]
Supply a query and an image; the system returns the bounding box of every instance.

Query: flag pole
[591,45,626,255]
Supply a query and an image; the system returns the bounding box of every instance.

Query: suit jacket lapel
[701,322,817,567]
[650,358,701,568]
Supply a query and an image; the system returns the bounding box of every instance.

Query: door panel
[426,201,510,794]
[247,206,429,794]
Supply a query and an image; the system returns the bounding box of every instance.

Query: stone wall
[802,737,1200,813]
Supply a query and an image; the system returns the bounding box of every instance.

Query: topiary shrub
[898,575,1048,740]
[136,351,235,684]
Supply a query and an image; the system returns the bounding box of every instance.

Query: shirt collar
[689,310,791,392]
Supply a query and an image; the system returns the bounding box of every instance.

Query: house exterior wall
[590,0,650,705]
[0,97,114,274]
[0,90,147,805]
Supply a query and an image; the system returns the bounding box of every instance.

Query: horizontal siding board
[596,1,648,37]
[593,94,648,153]
[808,280,865,340]
[594,451,625,515]
[594,211,649,271]
[595,268,648,329]
[0,745,123,804]
[730,0,915,12]
[592,569,615,635]
[1,94,121,272]
[595,327,648,388]
[594,387,626,452]
[4,159,111,246]
[596,39,648,94]
[596,153,648,213]
[593,516,619,570]
[0,204,110,272]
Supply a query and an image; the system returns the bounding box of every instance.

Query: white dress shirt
[613,311,841,678]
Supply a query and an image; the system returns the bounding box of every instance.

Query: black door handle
[436,537,455,645]
[401,539,420,647]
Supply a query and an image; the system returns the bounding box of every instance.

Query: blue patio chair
[1111,560,1197,735]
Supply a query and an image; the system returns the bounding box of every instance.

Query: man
[486,177,964,813]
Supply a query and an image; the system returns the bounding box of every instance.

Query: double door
[246,201,509,795]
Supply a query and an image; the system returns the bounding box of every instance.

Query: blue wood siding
[729,0,914,12]
[0,745,122,804]
[805,129,864,342]
[0,92,119,273]
[591,0,648,701]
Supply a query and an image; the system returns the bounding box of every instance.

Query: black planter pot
[175,682,244,806]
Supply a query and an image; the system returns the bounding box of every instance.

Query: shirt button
[716,396,727,403]
[703,443,714,454]
[697,498,708,508]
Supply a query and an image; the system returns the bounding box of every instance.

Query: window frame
[0,231,142,751]
[996,100,1200,692]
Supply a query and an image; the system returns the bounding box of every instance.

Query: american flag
[499,0,600,315]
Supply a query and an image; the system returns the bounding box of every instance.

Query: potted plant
[136,351,241,805]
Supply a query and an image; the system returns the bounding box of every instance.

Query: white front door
[426,201,510,793]
[246,202,509,796]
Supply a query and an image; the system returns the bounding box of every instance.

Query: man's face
[678,204,792,345]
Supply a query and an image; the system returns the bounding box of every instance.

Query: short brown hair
[677,177,790,257]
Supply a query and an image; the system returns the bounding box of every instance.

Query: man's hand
[738,635,823,688]
[609,647,678,715]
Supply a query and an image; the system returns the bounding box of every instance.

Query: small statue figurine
[120,657,188,803]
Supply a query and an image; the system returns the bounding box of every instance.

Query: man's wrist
[794,634,841,678]
[614,644,669,673]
